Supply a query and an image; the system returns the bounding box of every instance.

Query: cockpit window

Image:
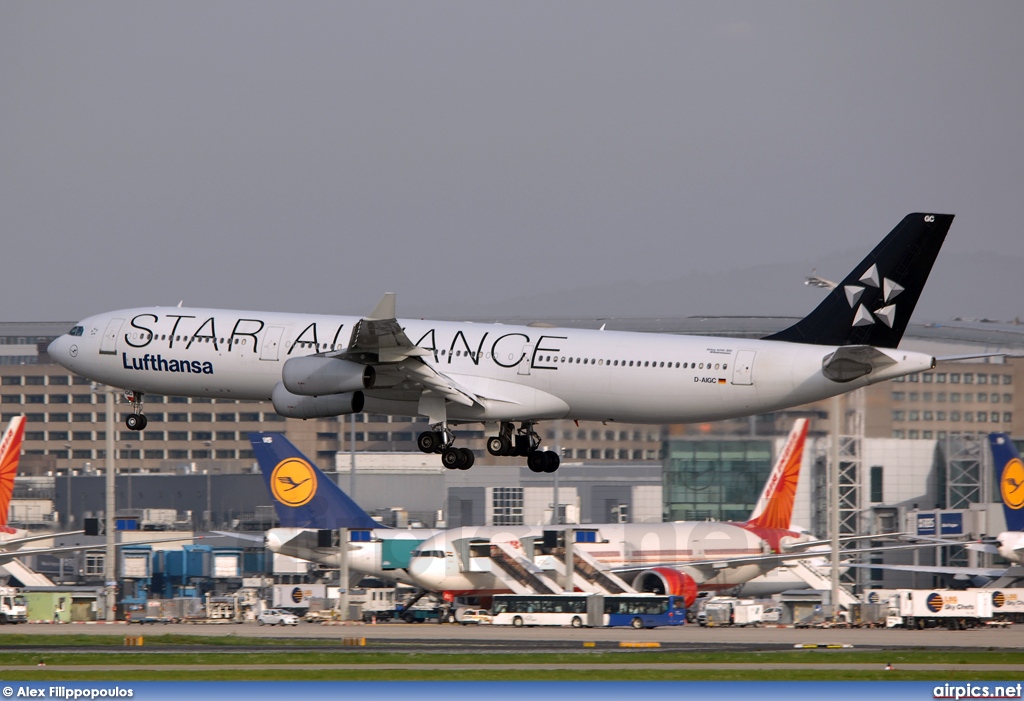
[68,326,84,337]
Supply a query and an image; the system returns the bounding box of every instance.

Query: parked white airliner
[48,213,953,471]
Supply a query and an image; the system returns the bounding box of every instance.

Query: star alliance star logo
[843,263,904,329]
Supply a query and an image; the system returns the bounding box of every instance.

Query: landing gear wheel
[631,617,644,629]
[527,452,546,473]
[126,414,146,431]
[487,435,512,456]
[441,447,465,470]
[541,450,560,473]
[417,431,442,454]
[457,448,475,470]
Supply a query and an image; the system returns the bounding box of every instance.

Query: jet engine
[282,356,375,396]
[271,383,364,419]
[632,567,699,607]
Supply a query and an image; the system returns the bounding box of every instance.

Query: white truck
[887,589,993,630]
[699,597,764,627]
[0,587,27,624]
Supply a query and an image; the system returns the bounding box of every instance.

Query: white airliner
[406,420,826,602]
[48,213,953,471]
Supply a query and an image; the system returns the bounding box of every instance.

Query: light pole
[204,441,212,529]
[125,443,132,511]
[63,443,72,528]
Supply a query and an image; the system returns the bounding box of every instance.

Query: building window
[239,413,260,422]
[216,413,237,422]
[909,411,920,421]
[964,374,974,384]
[215,449,235,459]
[951,374,961,384]
[893,430,906,438]
[870,465,883,503]
[144,449,164,460]
[936,373,946,383]
[909,430,920,439]
[1,396,21,404]
[168,431,189,441]
[192,413,212,422]
[1,377,21,386]
[978,374,988,385]
[937,412,947,421]
[950,411,961,421]
[167,413,188,422]
[923,411,933,421]
[216,431,236,441]
[1005,413,1013,423]
[192,431,212,441]
[84,553,104,576]
[492,487,523,526]
[168,450,188,459]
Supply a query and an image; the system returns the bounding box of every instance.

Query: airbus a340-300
[48,214,953,472]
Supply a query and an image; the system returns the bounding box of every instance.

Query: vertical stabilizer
[0,416,26,528]
[746,418,809,530]
[990,433,1024,532]
[764,213,953,348]
[249,432,380,530]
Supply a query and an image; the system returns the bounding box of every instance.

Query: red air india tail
[745,418,809,531]
[0,416,26,529]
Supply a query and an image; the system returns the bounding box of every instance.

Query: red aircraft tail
[745,418,809,531]
[0,416,26,529]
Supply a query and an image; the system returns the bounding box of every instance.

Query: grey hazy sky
[3,2,1022,323]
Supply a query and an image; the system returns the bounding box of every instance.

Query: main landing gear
[123,390,148,431]
[488,421,561,473]
[417,421,561,473]
[416,426,475,471]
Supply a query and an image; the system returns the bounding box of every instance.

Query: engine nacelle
[633,567,700,608]
[271,383,364,419]
[282,356,375,396]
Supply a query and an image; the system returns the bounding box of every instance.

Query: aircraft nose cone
[264,530,283,552]
[47,336,76,366]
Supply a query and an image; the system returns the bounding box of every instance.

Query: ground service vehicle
[257,609,300,626]
[0,588,26,624]
[456,608,493,625]
[699,597,763,627]
[491,594,685,628]
[887,590,993,630]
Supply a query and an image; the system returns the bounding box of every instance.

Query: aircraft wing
[610,541,941,578]
[333,293,479,408]
[0,534,226,564]
[842,562,1010,578]
[0,530,85,550]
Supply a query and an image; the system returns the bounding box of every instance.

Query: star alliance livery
[49,213,953,472]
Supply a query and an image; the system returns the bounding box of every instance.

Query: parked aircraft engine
[633,567,699,607]
[282,356,375,396]
[272,383,364,419]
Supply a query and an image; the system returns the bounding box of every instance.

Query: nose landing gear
[123,390,148,431]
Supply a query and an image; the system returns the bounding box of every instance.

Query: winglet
[0,416,26,528]
[746,418,809,530]
[368,293,397,321]
[249,432,380,530]
[990,433,1024,532]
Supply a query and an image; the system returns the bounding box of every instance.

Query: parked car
[456,608,493,625]
[257,609,300,626]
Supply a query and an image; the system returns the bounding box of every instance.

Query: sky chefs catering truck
[888,590,993,629]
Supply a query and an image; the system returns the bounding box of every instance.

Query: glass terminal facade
[663,438,774,522]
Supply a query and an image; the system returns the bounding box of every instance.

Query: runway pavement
[8,621,1023,650]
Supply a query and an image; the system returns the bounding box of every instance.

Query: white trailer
[889,590,993,629]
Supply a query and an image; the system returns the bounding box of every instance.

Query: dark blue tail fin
[989,433,1024,532]
[249,432,379,529]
